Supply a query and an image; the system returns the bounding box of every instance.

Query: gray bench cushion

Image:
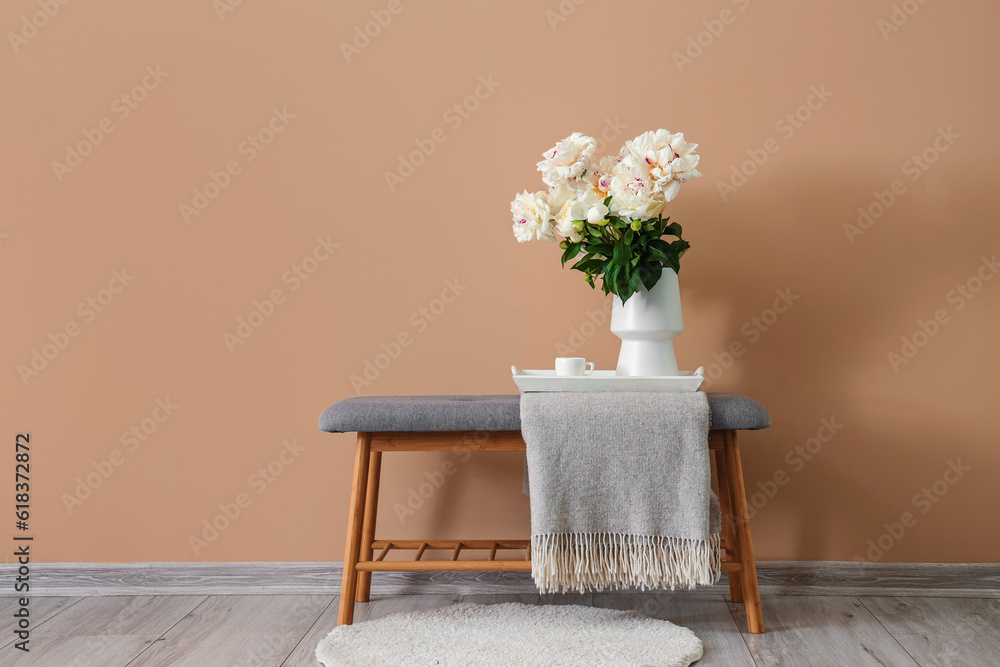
[319,393,770,433]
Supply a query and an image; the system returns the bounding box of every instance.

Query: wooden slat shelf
[357,560,533,572]
[355,559,741,572]
[371,540,528,550]
[363,538,534,571]
[357,537,741,573]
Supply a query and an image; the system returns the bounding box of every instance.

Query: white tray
[511,366,705,393]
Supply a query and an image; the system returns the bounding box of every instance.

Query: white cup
[555,357,595,376]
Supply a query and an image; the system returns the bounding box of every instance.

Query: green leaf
[571,257,605,273]
[649,238,673,254]
[560,242,581,267]
[603,196,612,207]
[647,246,671,264]
[612,240,630,266]
[624,229,634,245]
[618,262,631,293]
[604,263,620,294]
[628,267,642,294]
[616,265,638,303]
[662,252,680,274]
[642,262,663,291]
[662,222,683,238]
[647,244,680,273]
[587,243,615,257]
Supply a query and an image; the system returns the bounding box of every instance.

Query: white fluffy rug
[316,602,703,667]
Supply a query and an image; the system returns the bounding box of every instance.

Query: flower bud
[572,220,585,232]
[559,241,568,249]
[630,219,642,231]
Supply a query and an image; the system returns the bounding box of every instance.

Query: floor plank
[729,595,919,666]
[593,593,755,667]
[0,597,83,649]
[0,635,159,667]
[0,596,205,667]
[861,597,1000,666]
[33,596,205,637]
[279,596,338,667]
[127,595,329,667]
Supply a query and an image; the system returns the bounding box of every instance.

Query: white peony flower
[536,132,597,188]
[618,129,701,204]
[667,135,702,184]
[583,154,622,195]
[546,184,575,215]
[621,129,675,187]
[587,202,610,224]
[553,189,610,242]
[511,190,555,243]
[568,187,607,222]
[607,156,667,220]
[554,199,582,243]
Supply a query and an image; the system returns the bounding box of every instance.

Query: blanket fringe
[531,532,722,594]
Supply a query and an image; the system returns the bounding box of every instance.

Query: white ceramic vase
[610,269,683,377]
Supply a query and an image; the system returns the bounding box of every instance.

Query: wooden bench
[319,393,770,633]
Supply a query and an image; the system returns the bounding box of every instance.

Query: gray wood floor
[1,592,997,666]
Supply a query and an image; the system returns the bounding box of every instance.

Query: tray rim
[511,366,706,393]
[511,366,706,380]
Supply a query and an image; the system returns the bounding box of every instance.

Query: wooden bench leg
[338,432,371,626]
[714,445,744,603]
[723,429,764,633]
[356,450,382,603]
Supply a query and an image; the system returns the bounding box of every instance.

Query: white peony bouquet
[511,129,701,303]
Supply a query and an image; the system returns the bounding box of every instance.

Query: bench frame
[338,429,764,633]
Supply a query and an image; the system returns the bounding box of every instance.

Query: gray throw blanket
[521,391,721,593]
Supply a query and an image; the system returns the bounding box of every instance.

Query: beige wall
[2,0,998,565]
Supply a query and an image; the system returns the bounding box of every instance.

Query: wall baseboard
[2,561,997,598]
